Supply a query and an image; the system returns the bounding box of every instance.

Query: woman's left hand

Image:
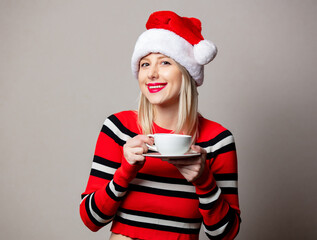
[166,145,207,182]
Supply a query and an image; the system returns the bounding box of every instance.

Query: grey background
[1,0,316,239]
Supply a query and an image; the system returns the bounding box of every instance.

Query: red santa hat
[131,11,217,86]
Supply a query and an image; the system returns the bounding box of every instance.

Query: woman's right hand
[123,135,154,165]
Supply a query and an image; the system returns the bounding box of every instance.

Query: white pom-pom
[193,40,217,65]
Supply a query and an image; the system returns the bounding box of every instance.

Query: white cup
[147,134,192,156]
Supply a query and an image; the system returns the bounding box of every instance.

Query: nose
[147,65,159,80]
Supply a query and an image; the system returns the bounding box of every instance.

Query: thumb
[191,145,206,153]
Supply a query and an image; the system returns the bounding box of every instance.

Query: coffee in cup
[147,134,192,156]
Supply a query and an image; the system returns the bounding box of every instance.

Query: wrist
[113,156,142,188]
[192,165,216,194]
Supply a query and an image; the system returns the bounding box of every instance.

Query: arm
[169,131,241,239]
[193,131,241,239]
[79,114,152,232]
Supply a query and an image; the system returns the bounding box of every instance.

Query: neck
[153,104,179,131]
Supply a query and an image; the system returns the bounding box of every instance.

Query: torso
[106,111,229,240]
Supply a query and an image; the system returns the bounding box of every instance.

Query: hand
[123,135,154,166]
[167,145,207,182]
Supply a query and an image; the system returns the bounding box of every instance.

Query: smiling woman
[138,54,183,111]
[138,53,199,141]
[80,10,241,240]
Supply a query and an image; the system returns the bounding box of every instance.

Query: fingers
[167,145,207,182]
[128,147,145,158]
[175,166,200,182]
[191,145,207,154]
[123,135,154,165]
[125,135,154,153]
[126,135,153,148]
[124,146,145,163]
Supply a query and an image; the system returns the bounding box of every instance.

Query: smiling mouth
[147,83,167,93]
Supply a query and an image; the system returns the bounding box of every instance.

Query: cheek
[138,78,148,95]
[137,72,143,83]
[138,72,146,85]
[162,69,182,82]
[138,67,147,79]
[173,73,183,89]
[138,82,146,94]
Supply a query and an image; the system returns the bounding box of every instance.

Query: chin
[148,99,164,106]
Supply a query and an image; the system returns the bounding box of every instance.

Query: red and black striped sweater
[80,111,241,239]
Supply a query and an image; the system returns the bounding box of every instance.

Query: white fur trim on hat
[131,29,205,86]
[194,40,217,65]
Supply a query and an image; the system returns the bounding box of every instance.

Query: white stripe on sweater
[130,178,195,193]
[204,135,234,154]
[89,193,112,224]
[117,211,201,229]
[103,118,132,142]
[199,187,221,205]
[92,162,196,195]
[109,180,126,198]
[216,180,238,188]
[204,222,229,236]
[92,162,116,175]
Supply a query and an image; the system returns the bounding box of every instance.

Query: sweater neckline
[152,122,175,134]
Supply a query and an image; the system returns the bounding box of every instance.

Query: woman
[80,11,241,240]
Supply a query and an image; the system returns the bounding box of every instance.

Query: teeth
[149,85,165,89]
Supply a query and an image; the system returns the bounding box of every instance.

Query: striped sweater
[80,111,241,239]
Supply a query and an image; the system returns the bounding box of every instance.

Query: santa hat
[131,11,217,86]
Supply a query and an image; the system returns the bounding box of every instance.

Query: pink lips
[147,82,167,93]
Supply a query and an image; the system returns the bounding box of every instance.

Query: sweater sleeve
[193,130,241,239]
[79,113,139,232]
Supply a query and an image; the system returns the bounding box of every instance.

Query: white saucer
[143,152,201,160]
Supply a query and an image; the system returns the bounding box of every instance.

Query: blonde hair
[138,63,199,142]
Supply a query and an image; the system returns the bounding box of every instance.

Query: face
[138,53,183,108]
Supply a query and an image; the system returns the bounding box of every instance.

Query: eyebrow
[141,54,171,61]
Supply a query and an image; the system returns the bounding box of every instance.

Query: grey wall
[1,0,316,239]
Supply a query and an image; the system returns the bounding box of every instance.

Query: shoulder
[197,116,236,160]
[103,110,140,135]
[198,116,235,142]
[111,110,138,122]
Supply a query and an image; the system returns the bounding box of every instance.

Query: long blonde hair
[138,63,199,142]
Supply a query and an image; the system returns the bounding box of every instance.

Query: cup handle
[146,134,158,152]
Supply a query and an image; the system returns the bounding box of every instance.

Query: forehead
[141,53,173,61]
